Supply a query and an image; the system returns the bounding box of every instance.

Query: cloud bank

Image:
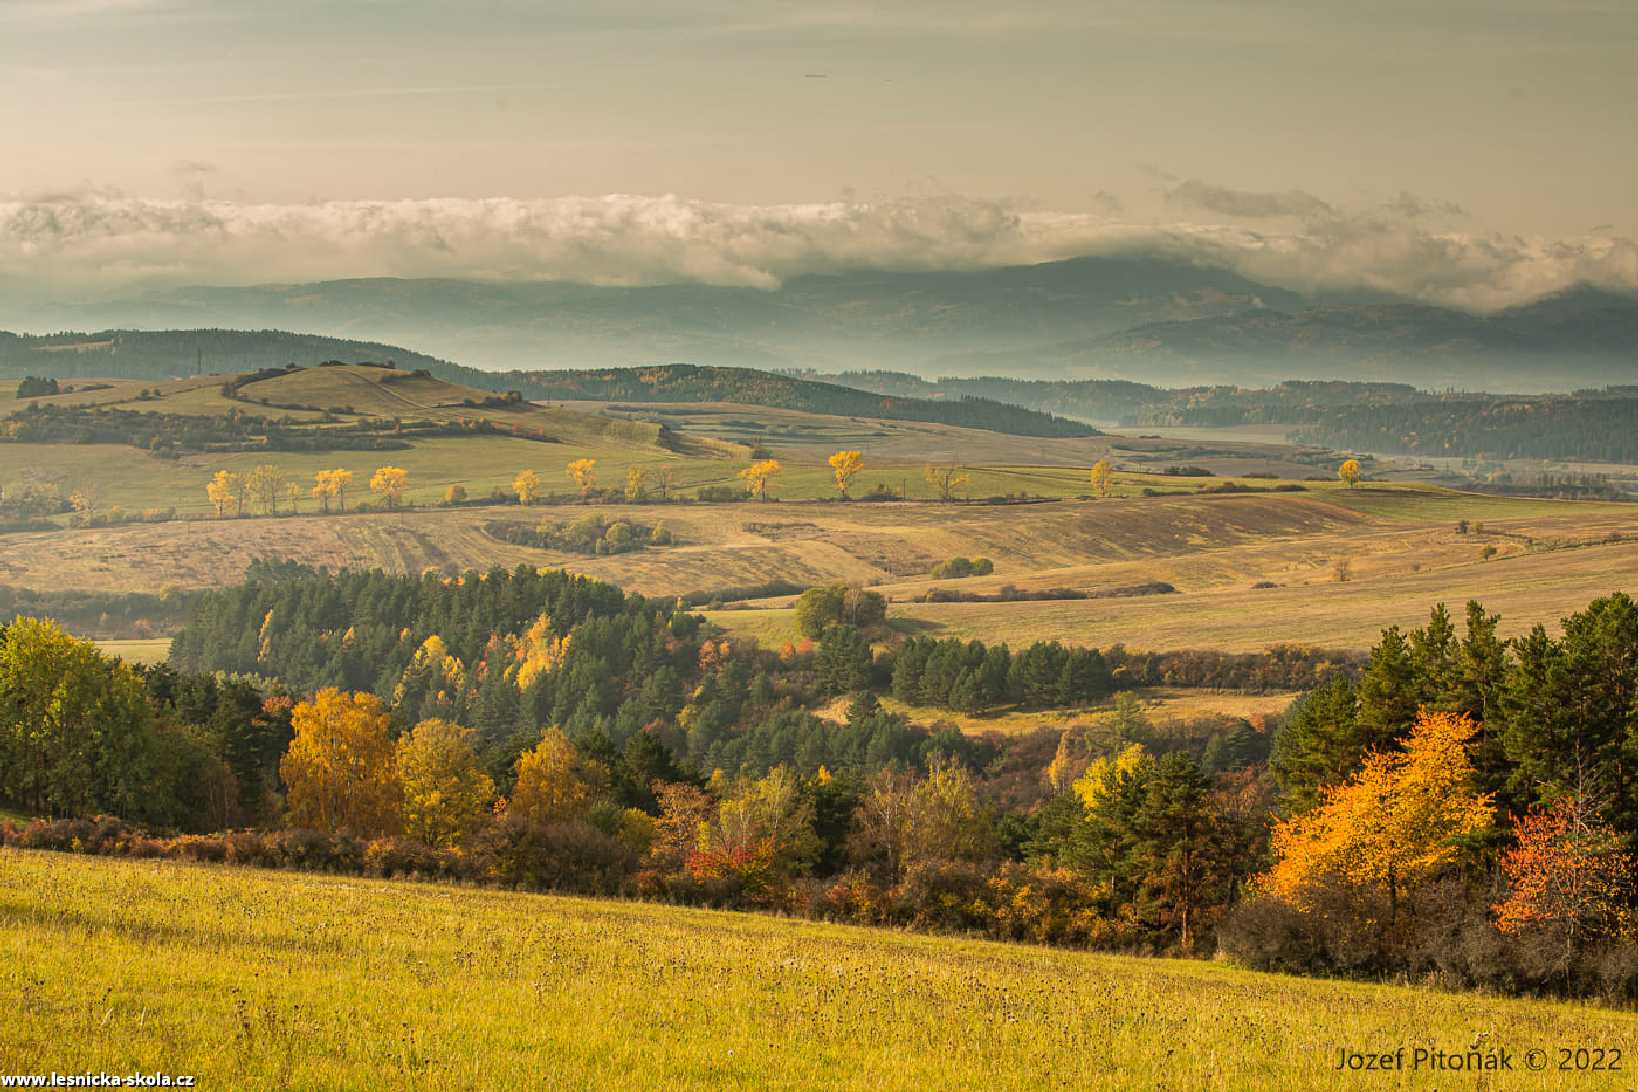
[2,191,1635,312]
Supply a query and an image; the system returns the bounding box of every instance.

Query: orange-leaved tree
[1260,709,1493,922]
[280,688,402,835]
[1493,790,1632,942]
[1338,458,1361,488]
[828,450,863,498]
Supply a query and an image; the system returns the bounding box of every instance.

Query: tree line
[1293,396,1638,463]
[14,563,1638,998]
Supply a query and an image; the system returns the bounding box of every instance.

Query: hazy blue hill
[9,255,1306,375]
[931,285,1638,390]
[7,263,1633,391]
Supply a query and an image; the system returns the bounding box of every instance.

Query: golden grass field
[5,850,1636,1091]
[5,365,1635,662]
[93,638,173,665]
[5,487,1633,658]
[712,537,1638,654]
[816,688,1301,737]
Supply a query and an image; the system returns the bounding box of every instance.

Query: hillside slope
[511,364,1097,437]
[6,851,1631,1090]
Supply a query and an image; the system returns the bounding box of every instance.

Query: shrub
[363,836,456,879]
[984,863,1109,946]
[170,834,229,863]
[472,816,636,895]
[930,556,994,579]
[889,860,992,933]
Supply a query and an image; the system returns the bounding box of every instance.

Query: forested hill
[3,332,1095,438]
[0,328,493,386]
[812,371,1427,426]
[492,365,1099,437]
[1293,397,1638,462]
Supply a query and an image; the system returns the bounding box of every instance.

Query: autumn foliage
[827,450,863,497]
[737,458,782,501]
[1261,710,1492,916]
[280,688,403,836]
[1493,792,1633,941]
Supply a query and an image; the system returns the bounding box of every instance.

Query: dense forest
[0,328,473,383]
[1294,397,1638,462]
[1,402,423,454]
[508,365,1098,438]
[11,561,1638,997]
[815,371,1430,427]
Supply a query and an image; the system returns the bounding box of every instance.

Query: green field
[3,850,1634,1090]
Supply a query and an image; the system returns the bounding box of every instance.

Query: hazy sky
[3,0,1636,305]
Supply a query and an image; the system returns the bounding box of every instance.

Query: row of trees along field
[9,569,1638,997]
[204,466,401,516]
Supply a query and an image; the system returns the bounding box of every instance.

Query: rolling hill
[4,344,1097,439]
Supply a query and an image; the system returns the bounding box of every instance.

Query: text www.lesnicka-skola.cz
[1,1075,196,1088]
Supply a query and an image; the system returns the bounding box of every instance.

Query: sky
[2,0,1637,307]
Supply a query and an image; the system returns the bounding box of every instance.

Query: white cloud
[0,191,1634,311]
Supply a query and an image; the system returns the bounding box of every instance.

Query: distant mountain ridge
[3,255,1305,376]
[4,260,1634,391]
[926,285,1638,389]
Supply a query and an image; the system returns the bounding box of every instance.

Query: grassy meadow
[5,850,1636,1090]
[815,688,1302,737]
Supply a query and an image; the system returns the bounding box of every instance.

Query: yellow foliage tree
[828,450,864,498]
[625,464,649,501]
[508,728,608,824]
[393,634,467,710]
[206,470,242,518]
[738,458,782,501]
[513,468,542,505]
[443,483,467,505]
[280,688,402,835]
[1338,458,1362,488]
[1073,742,1150,808]
[566,458,598,496]
[510,613,570,692]
[1089,458,1114,498]
[923,463,969,502]
[370,466,408,509]
[245,463,286,515]
[312,468,354,513]
[394,718,494,848]
[1260,710,1493,920]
